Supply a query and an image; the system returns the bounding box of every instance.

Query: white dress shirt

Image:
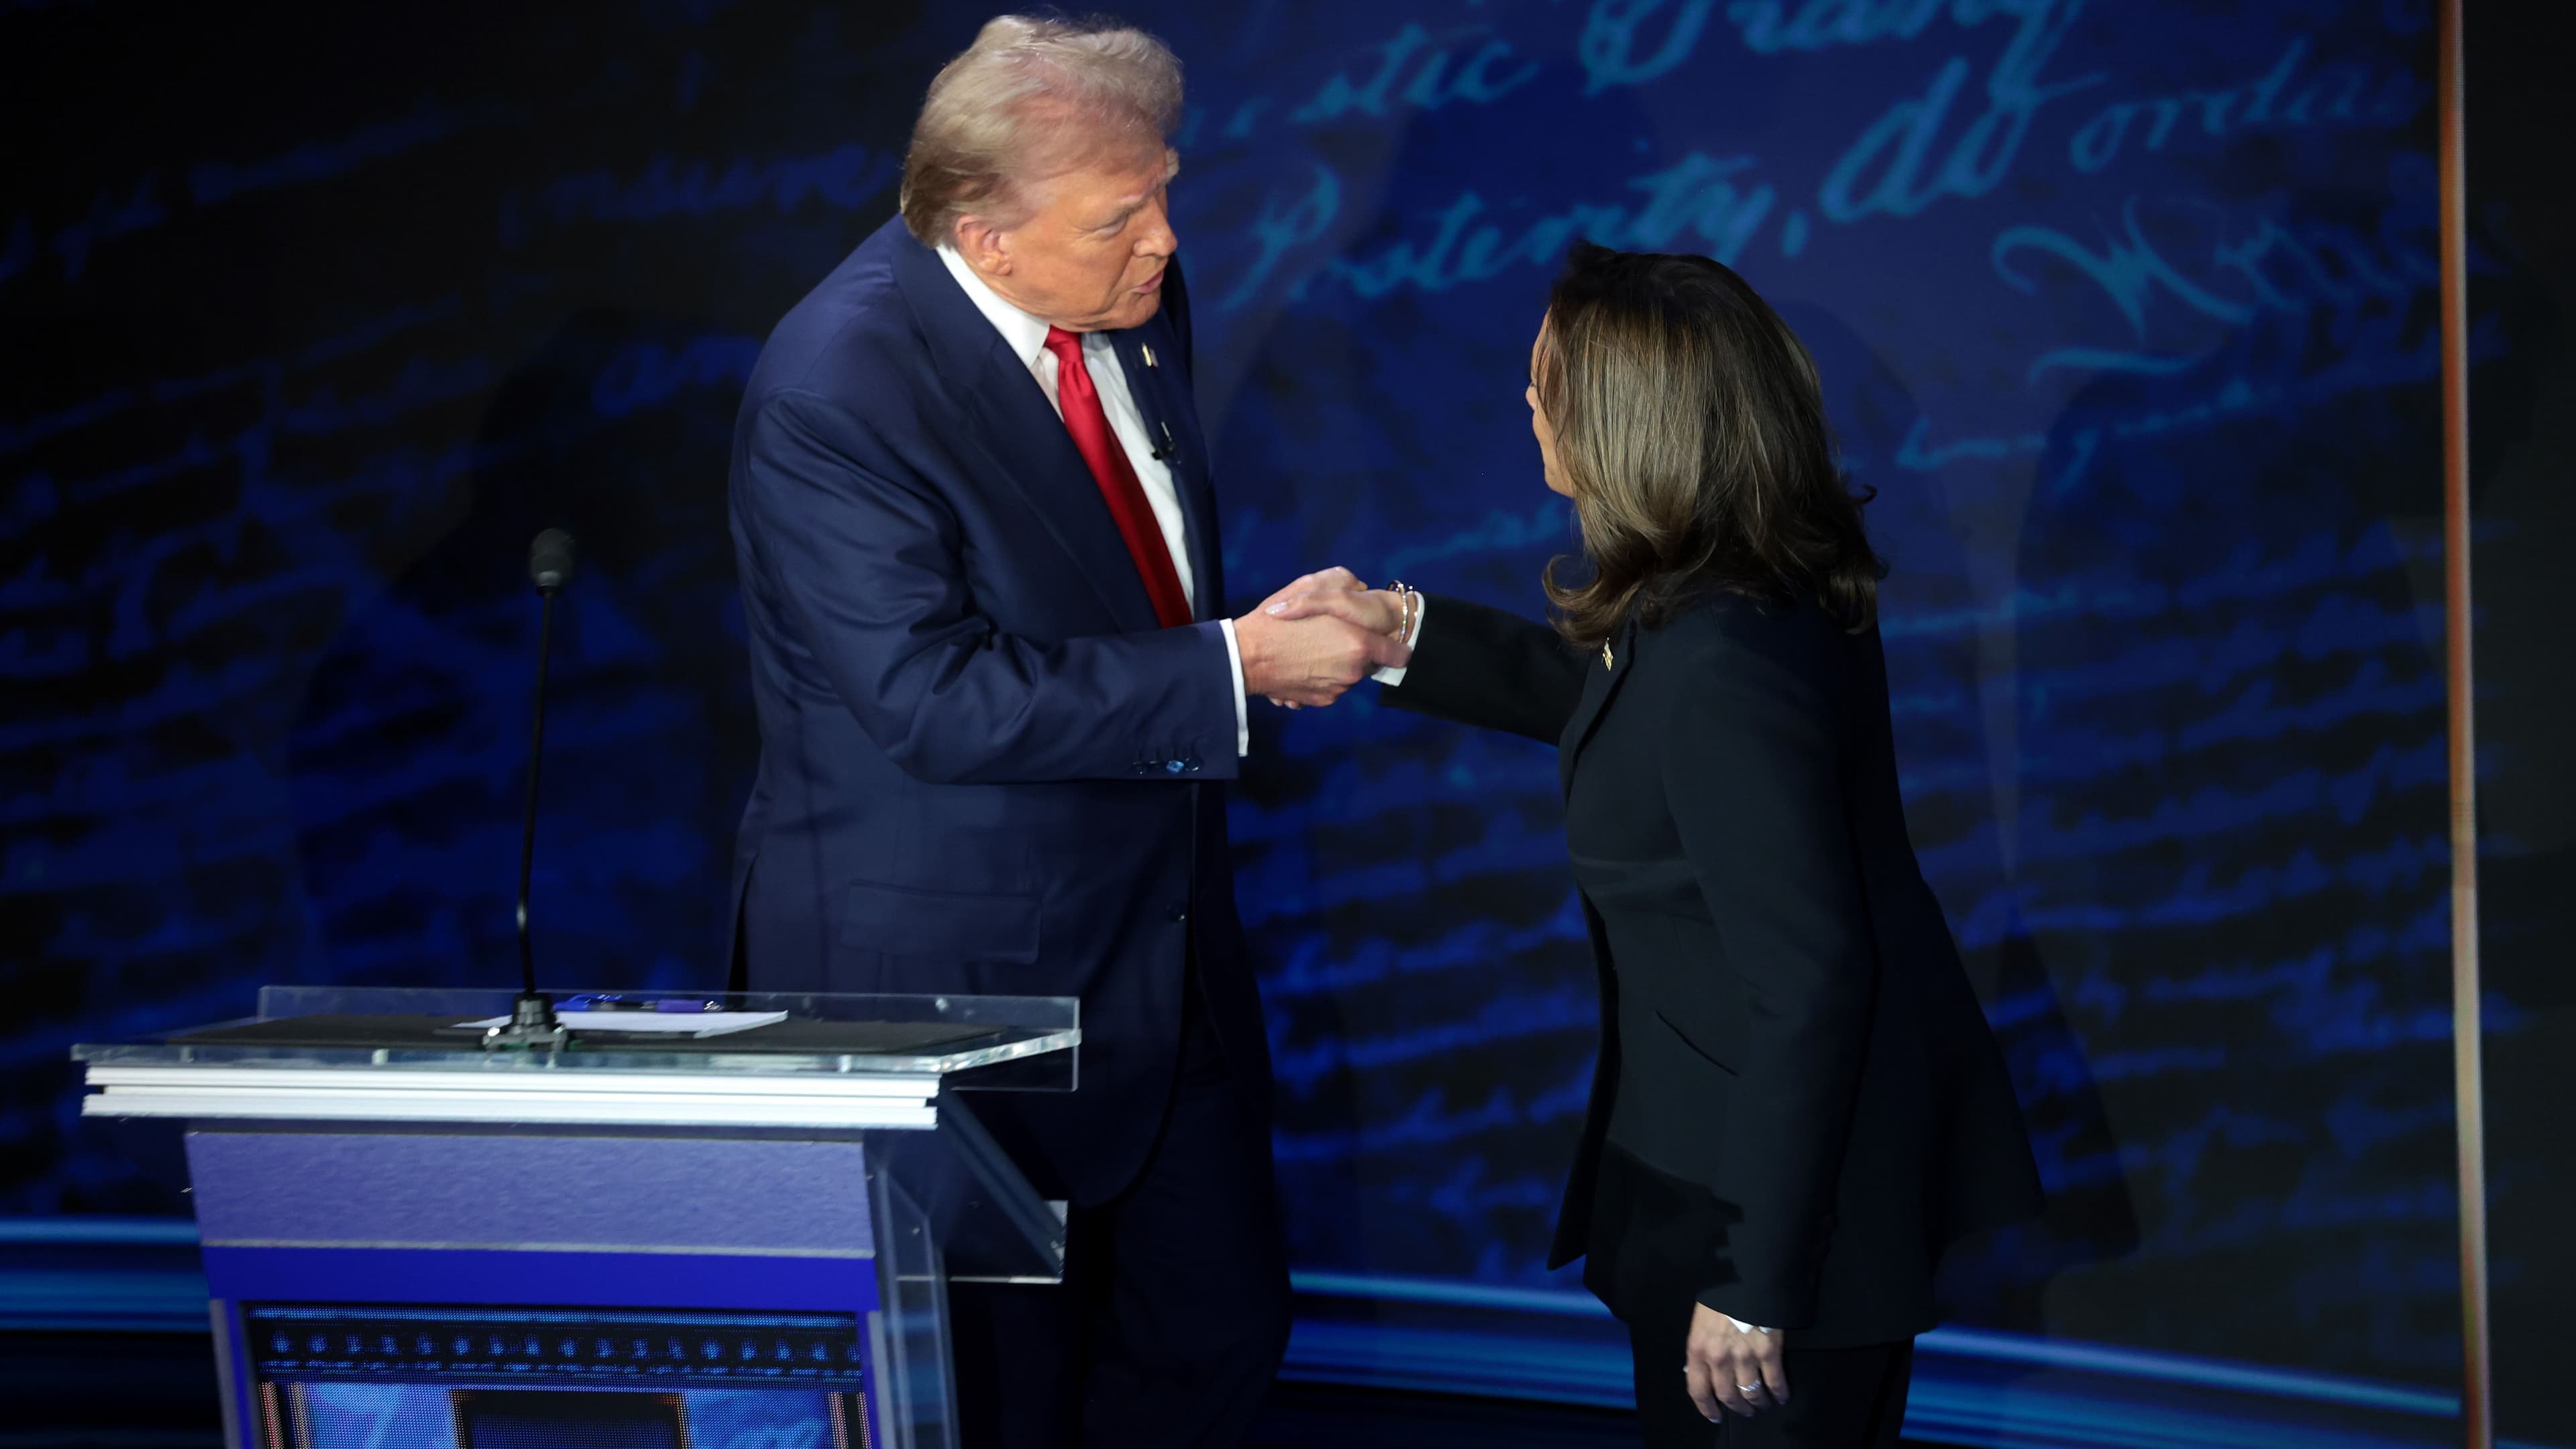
[937,246,1249,756]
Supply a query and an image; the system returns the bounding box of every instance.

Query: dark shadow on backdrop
[288,305,757,996]
[1780,299,2143,1337]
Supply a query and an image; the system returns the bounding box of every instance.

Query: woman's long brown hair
[1538,242,1883,645]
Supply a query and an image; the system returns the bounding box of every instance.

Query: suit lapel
[959,350,1163,631]
[1558,616,1638,794]
[892,232,1161,633]
[1106,326,1221,622]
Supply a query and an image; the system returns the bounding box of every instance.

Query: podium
[73,985,1079,1449]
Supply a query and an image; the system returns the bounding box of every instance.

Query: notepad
[454,1010,790,1038]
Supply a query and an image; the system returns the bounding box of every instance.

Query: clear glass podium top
[72,985,1080,1087]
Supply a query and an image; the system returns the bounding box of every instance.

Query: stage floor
[0,1329,1887,1449]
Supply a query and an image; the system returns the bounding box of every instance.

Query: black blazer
[1386,590,2042,1342]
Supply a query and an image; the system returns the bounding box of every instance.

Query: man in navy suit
[725,16,1403,1446]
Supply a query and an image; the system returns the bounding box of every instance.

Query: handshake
[1232,567,1411,709]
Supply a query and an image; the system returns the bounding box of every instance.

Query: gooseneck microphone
[488,528,578,1049]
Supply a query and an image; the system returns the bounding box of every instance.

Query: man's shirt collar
[936,244,1060,367]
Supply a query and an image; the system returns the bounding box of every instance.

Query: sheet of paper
[454,1010,788,1038]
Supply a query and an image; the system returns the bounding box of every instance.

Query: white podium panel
[75,987,1079,1449]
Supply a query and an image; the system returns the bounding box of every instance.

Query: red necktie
[1043,326,1193,629]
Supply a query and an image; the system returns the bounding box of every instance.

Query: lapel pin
[1142,343,1158,368]
[1601,641,1614,669]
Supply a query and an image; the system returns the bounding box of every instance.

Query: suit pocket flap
[839,881,1041,964]
[1654,1010,1740,1079]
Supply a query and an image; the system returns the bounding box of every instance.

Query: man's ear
[954,216,1011,276]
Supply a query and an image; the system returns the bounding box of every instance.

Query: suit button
[1168,904,1189,923]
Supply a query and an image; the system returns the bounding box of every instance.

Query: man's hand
[1238,566,1406,708]
[1234,604,1409,707]
[1684,1304,1788,1421]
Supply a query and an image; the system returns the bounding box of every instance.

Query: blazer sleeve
[737,387,1240,786]
[1379,594,1587,745]
[1660,627,1876,1330]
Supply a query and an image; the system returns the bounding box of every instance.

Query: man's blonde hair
[900,15,1183,247]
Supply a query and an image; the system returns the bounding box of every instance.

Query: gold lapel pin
[1142,343,1159,368]
[1601,641,1614,669]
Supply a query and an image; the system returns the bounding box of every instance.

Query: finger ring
[1737,1383,1764,1393]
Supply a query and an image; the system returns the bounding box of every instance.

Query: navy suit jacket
[726,217,1259,1205]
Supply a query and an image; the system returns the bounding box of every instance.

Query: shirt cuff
[1218,617,1250,757]
[1368,592,1426,688]
[1698,1299,1772,1334]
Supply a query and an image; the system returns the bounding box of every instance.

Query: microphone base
[480,991,570,1052]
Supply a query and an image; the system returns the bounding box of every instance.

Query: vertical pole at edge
[2435,1,2491,1446]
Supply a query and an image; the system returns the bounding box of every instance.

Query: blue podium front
[75,987,1079,1449]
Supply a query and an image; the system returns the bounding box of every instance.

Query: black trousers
[947,971,1292,1448]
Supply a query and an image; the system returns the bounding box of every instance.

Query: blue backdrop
[3,0,2555,1436]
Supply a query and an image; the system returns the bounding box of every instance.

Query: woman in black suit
[1270,244,2043,1446]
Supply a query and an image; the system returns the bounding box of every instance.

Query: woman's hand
[1684,1303,1789,1421]
[1254,568,1403,707]
[1265,584,1404,637]
[1257,566,1373,616]
[1267,561,1411,634]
